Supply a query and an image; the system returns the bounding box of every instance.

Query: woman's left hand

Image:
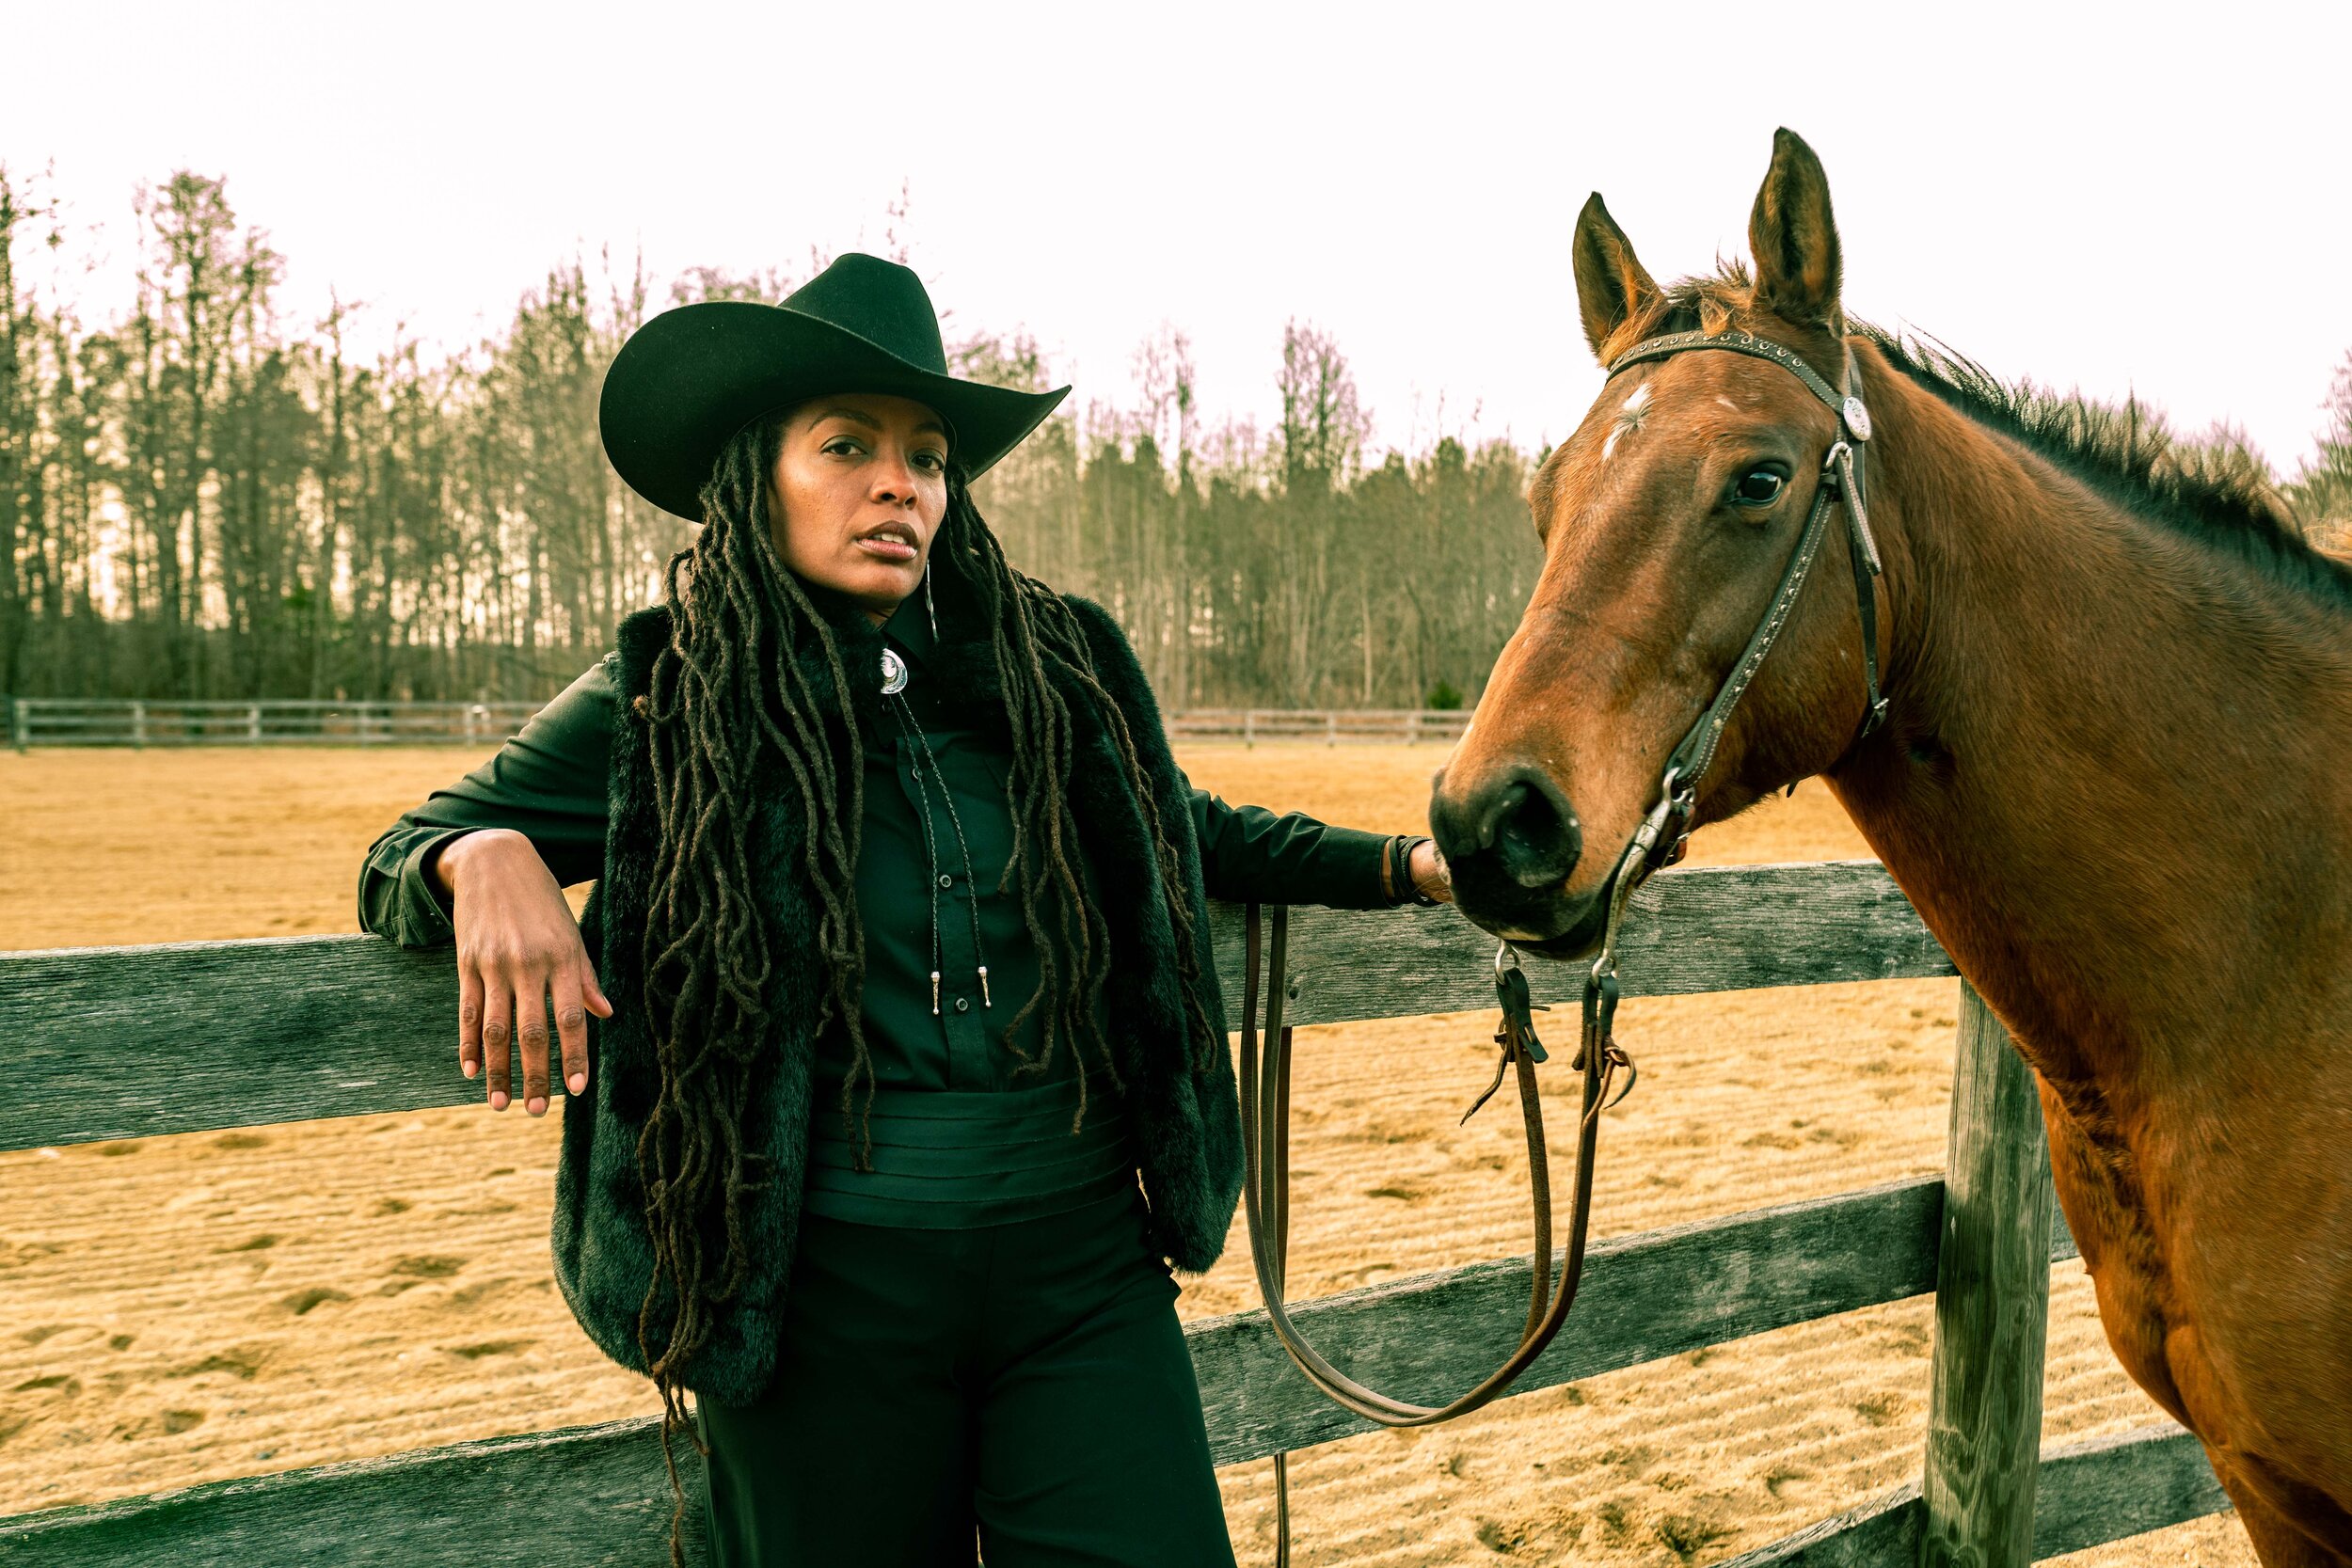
[1408,838,1454,904]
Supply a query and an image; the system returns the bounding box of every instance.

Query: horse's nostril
[1432,763,1583,894]
[1493,776,1581,890]
[1472,781,1530,853]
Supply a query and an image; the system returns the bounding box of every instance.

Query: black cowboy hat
[598,252,1070,521]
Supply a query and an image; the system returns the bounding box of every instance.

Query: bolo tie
[879,564,991,1017]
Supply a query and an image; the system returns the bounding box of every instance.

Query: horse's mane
[1858,328,2352,611]
[1643,266,2352,612]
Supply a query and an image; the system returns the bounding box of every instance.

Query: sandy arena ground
[0,744,2251,1564]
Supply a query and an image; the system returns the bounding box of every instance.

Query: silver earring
[924,559,938,639]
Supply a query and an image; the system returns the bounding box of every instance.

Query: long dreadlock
[628,413,1221,1563]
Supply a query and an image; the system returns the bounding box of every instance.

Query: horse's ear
[1573,193,1660,360]
[1748,128,1843,328]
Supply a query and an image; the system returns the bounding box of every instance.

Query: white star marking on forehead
[1601,382,1653,462]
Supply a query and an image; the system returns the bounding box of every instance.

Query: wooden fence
[5,700,1471,750]
[0,862,2229,1565]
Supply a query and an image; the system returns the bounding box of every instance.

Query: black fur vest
[549,547,1241,1404]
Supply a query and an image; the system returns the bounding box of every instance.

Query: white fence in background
[5,698,1473,751]
[1162,708,1470,745]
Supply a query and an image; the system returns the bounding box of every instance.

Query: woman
[358,253,1451,1567]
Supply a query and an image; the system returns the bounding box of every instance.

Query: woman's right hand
[429,829,612,1116]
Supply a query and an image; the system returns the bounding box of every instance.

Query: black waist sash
[803,1079,1136,1228]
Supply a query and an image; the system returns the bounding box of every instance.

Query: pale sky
[8,0,2349,474]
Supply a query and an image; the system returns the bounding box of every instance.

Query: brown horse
[1427,130,2352,1565]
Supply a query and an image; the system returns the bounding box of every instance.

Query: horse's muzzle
[1430,760,1594,944]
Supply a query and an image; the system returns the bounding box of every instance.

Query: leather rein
[1236,328,1886,1557]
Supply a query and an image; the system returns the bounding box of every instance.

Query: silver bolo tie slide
[879,644,991,1016]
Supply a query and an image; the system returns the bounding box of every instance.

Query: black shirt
[357,597,1412,1225]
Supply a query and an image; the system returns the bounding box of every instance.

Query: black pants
[693,1187,1237,1567]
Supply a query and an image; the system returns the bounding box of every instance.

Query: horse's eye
[1733,467,1787,505]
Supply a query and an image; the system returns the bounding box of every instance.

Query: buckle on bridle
[1464,942,1552,1124]
[1633,768,1695,876]
[1823,441,1883,578]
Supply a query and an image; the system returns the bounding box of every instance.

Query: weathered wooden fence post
[1919,981,2054,1566]
[10,697,25,753]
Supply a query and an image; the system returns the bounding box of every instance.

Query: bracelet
[1391,833,1440,907]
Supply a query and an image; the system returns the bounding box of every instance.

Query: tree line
[2293,355,2352,557]
[0,167,1544,710]
[4,166,2345,710]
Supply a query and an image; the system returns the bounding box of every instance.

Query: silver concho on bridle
[880,647,909,695]
[1842,394,1872,442]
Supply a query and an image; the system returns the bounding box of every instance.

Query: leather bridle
[1236,328,1887,1563]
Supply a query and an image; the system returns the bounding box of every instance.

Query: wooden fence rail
[5,699,1471,751]
[0,862,2229,1564]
